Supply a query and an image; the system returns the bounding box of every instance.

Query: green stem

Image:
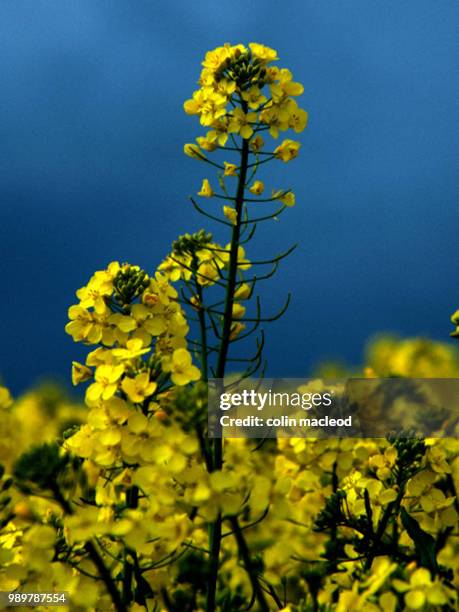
[206,118,250,612]
[364,487,405,571]
[85,541,126,612]
[215,138,249,380]
[229,517,271,611]
[207,516,223,612]
[194,276,212,471]
[196,281,208,383]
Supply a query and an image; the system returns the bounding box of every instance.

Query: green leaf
[401,507,438,575]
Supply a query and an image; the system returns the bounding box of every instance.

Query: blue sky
[1,1,459,393]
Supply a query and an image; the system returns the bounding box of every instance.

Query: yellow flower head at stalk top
[183,42,307,153]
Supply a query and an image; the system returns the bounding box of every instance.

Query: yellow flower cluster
[365,335,459,378]
[57,263,210,592]
[0,519,111,608]
[0,384,84,471]
[274,436,459,610]
[66,262,189,351]
[159,238,252,340]
[184,42,307,152]
[159,241,251,287]
[65,259,201,429]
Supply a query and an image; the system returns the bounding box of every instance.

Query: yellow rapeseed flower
[234,283,251,300]
[228,108,257,140]
[121,373,157,404]
[249,180,265,195]
[230,322,246,340]
[232,304,246,319]
[198,179,214,198]
[184,143,205,160]
[86,364,124,403]
[280,191,295,206]
[393,568,451,610]
[249,43,278,63]
[71,362,93,386]
[241,85,267,110]
[274,139,301,162]
[223,162,238,177]
[111,338,151,360]
[223,206,237,225]
[162,348,200,386]
[250,135,264,152]
[196,136,217,152]
[66,305,114,346]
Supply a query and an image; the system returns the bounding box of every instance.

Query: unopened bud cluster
[113,264,150,307]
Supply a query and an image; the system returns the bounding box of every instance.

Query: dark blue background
[2,1,459,393]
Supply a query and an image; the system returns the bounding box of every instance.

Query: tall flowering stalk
[38,41,306,611]
[168,42,307,610]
